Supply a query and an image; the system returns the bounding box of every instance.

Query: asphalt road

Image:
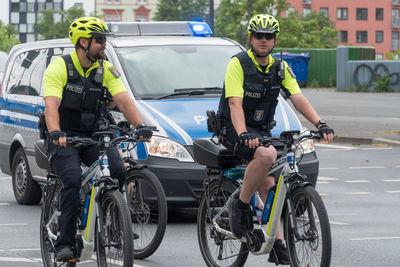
[298,89,400,144]
[1,142,400,266]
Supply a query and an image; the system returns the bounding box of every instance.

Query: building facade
[95,0,158,22]
[284,0,400,59]
[63,0,95,15]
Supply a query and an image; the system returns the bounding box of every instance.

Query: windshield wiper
[156,87,223,100]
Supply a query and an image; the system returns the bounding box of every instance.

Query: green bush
[373,73,393,92]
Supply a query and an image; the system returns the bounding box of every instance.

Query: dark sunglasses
[253,32,275,40]
[93,36,107,44]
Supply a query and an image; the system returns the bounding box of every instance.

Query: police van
[0,22,318,207]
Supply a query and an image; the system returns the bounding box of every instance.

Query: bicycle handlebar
[258,130,322,147]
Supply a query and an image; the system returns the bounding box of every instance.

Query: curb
[334,136,400,147]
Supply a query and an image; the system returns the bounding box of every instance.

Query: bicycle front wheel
[284,185,332,267]
[40,181,76,267]
[96,190,133,267]
[126,168,167,259]
[197,178,249,267]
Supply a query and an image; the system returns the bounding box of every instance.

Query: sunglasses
[253,32,275,40]
[93,36,107,44]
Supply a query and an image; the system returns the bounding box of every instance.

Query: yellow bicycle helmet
[69,17,112,45]
[247,14,280,38]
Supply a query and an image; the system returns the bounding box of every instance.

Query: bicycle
[35,130,134,267]
[193,130,332,267]
[115,121,168,259]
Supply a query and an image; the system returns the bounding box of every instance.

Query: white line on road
[0,203,10,206]
[0,257,41,263]
[0,177,11,180]
[344,180,371,183]
[329,221,350,226]
[349,166,385,169]
[350,236,400,241]
[7,248,40,251]
[0,223,27,226]
[319,176,339,181]
[320,167,339,170]
[345,192,371,195]
[317,181,330,184]
[396,166,400,168]
[319,193,328,197]
[329,213,355,216]
[385,190,400,193]
[382,179,400,182]
[315,143,358,150]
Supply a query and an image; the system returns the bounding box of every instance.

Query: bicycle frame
[210,147,298,256]
[44,142,113,262]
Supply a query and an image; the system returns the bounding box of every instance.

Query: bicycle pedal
[68,258,77,263]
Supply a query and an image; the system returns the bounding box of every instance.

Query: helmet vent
[80,20,89,24]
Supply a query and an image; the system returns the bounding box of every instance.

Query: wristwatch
[315,119,327,128]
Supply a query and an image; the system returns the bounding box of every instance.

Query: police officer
[43,17,153,262]
[218,14,334,265]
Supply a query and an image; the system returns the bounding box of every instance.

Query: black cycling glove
[318,124,334,136]
[239,132,258,144]
[49,130,67,142]
[136,123,153,139]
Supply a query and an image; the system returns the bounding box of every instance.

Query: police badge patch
[254,110,264,121]
[287,66,296,78]
[109,66,121,78]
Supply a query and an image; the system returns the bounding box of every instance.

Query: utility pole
[209,0,214,32]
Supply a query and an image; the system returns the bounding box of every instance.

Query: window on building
[337,8,348,20]
[115,0,121,3]
[19,24,27,33]
[27,13,35,24]
[74,3,83,9]
[138,0,147,3]
[136,14,148,22]
[376,8,384,20]
[11,12,19,24]
[105,14,113,22]
[46,2,53,9]
[20,2,27,12]
[38,3,45,12]
[114,14,121,21]
[320,8,329,17]
[356,31,368,43]
[54,3,62,11]
[303,8,311,16]
[11,3,19,12]
[356,8,368,20]
[26,34,35,43]
[393,0,400,5]
[338,31,348,43]
[392,31,399,50]
[27,24,34,33]
[393,9,400,27]
[376,31,383,43]
[106,0,112,3]
[286,7,295,16]
[376,54,383,60]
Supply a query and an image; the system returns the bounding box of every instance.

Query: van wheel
[12,148,42,205]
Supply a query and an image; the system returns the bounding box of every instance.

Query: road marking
[319,193,328,197]
[0,203,10,206]
[396,166,400,168]
[320,167,339,170]
[385,190,400,193]
[344,180,371,183]
[0,223,27,226]
[315,143,357,150]
[0,177,11,180]
[0,257,41,263]
[329,213,355,216]
[319,176,339,181]
[350,236,400,241]
[329,221,350,226]
[349,166,385,169]
[317,181,330,184]
[345,192,371,195]
[382,179,400,182]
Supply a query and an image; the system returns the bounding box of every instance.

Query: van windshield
[116,45,241,99]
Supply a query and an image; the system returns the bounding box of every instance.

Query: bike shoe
[56,246,74,262]
[268,239,290,265]
[229,198,252,239]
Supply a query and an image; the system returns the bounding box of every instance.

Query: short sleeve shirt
[224,49,301,98]
[44,50,126,98]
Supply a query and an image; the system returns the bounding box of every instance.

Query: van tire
[12,148,42,205]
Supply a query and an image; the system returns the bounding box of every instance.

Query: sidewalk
[297,88,400,146]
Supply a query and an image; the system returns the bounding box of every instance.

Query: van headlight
[145,136,194,162]
[295,138,315,159]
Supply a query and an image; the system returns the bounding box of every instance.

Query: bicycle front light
[145,136,194,162]
[295,139,315,159]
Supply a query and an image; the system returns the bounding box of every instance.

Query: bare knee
[254,146,277,165]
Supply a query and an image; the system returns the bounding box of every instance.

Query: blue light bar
[188,22,213,36]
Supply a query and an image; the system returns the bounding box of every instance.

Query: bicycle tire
[126,168,168,259]
[284,185,332,267]
[96,190,134,267]
[197,178,249,267]
[40,181,77,267]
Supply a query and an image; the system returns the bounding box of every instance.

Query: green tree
[35,6,85,40]
[154,0,208,21]
[214,0,289,45]
[0,20,20,53]
[278,10,337,48]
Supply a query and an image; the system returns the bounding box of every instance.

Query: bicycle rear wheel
[197,178,249,267]
[284,185,331,267]
[126,168,167,259]
[96,190,133,267]
[40,181,77,267]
